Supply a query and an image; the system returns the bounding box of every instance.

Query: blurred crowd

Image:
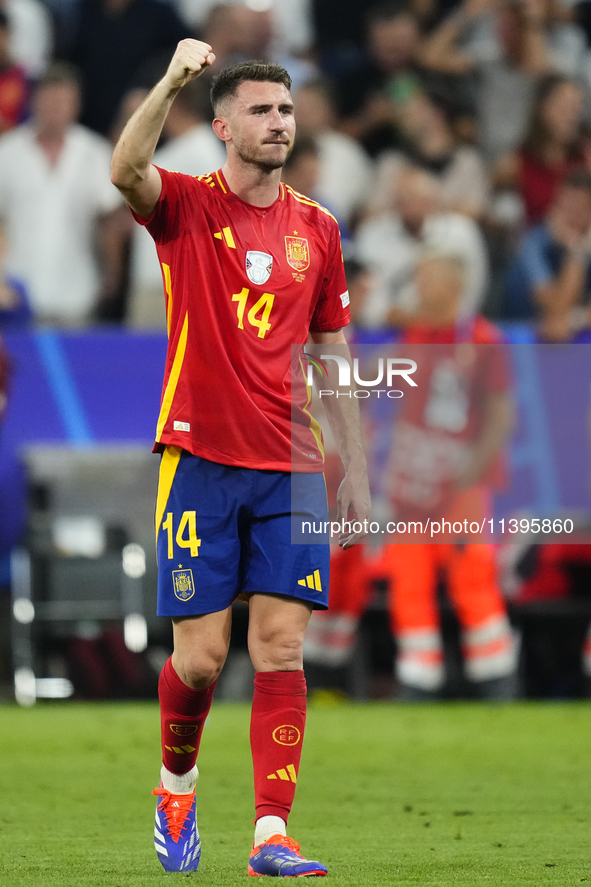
[1,0,591,338]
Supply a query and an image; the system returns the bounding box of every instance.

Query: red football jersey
[133,167,350,471]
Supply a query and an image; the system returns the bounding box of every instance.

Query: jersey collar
[214,168,286,209]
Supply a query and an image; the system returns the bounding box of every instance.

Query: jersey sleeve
[309,219,351,332]
[129,166,196,244]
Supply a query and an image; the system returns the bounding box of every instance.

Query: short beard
[234,137,293,172]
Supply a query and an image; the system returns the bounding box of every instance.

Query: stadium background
[1,0,591,703]
[2,2,591,884]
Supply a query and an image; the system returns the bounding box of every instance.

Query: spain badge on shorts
[172,568,195,602]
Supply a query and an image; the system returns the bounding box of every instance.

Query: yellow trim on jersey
[162,262,173,336]
[156,311,189,442]
[299,354,325,461]
[223,226,236,248]
[283,184,338,224]
[155,445,182,546]
[215,170,227,193]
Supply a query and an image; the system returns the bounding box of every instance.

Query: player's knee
[251,630,305,671]
[173,647,226,689]
[273,642,304,671]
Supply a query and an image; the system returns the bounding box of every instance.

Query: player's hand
[164,39,216,91]
[336,466,372,549]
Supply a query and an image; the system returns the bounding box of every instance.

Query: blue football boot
[153,786,201,872]
[248,834,327,877]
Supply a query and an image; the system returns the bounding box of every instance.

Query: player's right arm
[110,39,215,219]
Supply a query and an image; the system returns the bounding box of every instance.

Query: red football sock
[159,657,217,776]
[250,670,307,822]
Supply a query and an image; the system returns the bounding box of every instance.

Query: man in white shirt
[354,166,489,328]
[0,63,123,326]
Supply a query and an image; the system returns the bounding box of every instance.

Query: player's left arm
[309,327,371,548]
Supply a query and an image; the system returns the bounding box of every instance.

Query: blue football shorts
[155,446,330,617]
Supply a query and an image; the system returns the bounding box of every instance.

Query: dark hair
[522,74,583,162]
[36,61,81,91]
[0,10,9,30]
[210,60,292,113]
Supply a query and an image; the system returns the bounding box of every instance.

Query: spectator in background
[197,3,316,91]
[66,0,188,136]
[354,165,489,327]
[421,0,569,161]
[0,0,52,78]
[494,74,589,226]
[504,171,591,339]
[367,87,489,220]
[128,77,225,328]
[178,0,314,71]
[376,251,517,699]
[0,63,124,326]
[197,3,271,71]
[306,253,517,698]
[294,79,374,228]
[332,1,427,157]
[0,10,28,134]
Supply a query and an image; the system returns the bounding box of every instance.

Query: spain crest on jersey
[172,569,195,602]
[285,236,310,271]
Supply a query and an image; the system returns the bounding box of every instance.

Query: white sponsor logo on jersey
[246,251,273,285]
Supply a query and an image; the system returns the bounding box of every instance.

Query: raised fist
[164,39,216,91]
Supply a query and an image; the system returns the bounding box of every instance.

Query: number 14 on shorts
[161,511,201,558]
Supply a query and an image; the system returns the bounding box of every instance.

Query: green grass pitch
[1,701,590,885]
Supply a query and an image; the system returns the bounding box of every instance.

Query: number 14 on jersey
[232,287,275,338]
